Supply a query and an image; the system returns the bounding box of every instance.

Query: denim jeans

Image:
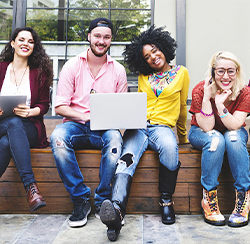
[188,125,250,192]
[115,123,179,176]
[50,121,123,206]
[0,116,38,188]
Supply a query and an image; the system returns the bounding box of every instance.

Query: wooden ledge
[30,143,200,154]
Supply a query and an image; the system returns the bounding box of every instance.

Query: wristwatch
[219,107,229,118]
[222,107,228,114]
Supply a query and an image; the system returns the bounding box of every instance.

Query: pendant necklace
[12,64,28,94]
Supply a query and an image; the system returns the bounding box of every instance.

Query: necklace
[12,64,28,94]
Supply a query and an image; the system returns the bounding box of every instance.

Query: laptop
[90,92,147,130]
[0,95,27,118]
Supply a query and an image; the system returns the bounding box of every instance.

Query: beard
[90,43,110,57]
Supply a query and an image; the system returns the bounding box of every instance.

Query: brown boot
[26,182,46,212]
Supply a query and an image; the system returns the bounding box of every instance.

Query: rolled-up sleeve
[55,58,77,107]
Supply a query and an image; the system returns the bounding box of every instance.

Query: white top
[1,64,31,107]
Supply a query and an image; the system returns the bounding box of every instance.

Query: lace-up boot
[26,182,46,212]
[201,188,225,226]
[228,189,250,227]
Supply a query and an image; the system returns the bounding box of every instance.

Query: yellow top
[138,65,190,144]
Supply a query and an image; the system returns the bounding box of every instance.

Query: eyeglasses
[215,68,237,77]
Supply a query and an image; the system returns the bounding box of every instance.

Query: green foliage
[0,10,12,40]
[71,0,151,41]
[25,0,151,42]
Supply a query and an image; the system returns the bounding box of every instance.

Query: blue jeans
[0,116,38,188]
[188,125,250,192]
[116,123,179,176]
[50,121,123,206]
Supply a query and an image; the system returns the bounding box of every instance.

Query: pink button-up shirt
[55,49,128,124]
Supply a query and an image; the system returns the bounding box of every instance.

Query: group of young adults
[0,17,250,242]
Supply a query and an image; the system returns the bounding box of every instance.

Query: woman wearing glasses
[188,51,250,227]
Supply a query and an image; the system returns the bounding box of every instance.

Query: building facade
[1,0,250,116]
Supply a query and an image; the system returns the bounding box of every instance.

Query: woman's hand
[13,104,31,117]
[215,89,232,109]
[0,108,4,116]
[203,76,214,100]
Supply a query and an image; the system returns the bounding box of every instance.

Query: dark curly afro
[123,25,177,76]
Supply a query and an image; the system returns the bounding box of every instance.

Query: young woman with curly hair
[100,25,190,241]
[188,51,250,227]
[0,27,53,212]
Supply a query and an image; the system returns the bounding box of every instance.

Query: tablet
[0,95,27,118]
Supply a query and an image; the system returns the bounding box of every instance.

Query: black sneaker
[68,199,91,227]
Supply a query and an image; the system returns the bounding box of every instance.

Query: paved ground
[1,214,250,244]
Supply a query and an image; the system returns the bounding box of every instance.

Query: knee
[119,153,134,167]
[161,137,177,149]
[103,130,122,151]
[206,130,225,152]
[50,126,67,149]
[5,117,23,129]
[116,153,135,174]
[224,130,246,149]
[0,136,10,150]
[105,130,122,143]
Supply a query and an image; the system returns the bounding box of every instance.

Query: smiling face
[142,44,170,73]
[11,30,34,59]
[88,26,112,57]
[214,59,238,91]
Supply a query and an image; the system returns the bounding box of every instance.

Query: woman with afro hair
[99,25,190,241]
[0,27,53,212]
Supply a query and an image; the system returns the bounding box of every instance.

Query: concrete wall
[154,0,250,100]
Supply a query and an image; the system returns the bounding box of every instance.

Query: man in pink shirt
[50,18,127,228]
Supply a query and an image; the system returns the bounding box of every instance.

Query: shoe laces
[28,183,37,198]
[235,192,246,214]
[208,191,218,212]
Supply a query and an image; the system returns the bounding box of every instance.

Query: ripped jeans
[115,123,179,176]
[188,125,250,192]
[50,121,122,206]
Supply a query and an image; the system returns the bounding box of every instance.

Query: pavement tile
[14,214,67,244]
[0,214,37,244]
[53,214,143,244]
[1,214,250,244]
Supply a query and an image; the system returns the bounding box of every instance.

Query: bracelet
[200,109,214,117]
[219,112,229,118]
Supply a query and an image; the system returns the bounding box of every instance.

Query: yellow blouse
[138,65,190,144]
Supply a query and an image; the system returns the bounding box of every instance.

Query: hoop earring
[11,47,15,53]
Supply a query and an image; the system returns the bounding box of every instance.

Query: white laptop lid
[90,92,147,130]
[0,95,27,118]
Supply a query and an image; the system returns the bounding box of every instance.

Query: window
[0,0,13,40]
[0,0,153,115]
[26,0,151,42]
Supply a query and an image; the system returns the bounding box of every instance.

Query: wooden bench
[0,118,249,214]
